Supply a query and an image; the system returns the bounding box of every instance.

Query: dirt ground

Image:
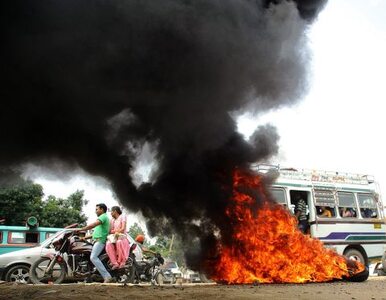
[1,277,386,300]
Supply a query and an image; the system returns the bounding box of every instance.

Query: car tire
[5,264,31,283]
[344,248,366,265]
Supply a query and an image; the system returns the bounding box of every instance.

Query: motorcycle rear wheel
[30,257,66,284]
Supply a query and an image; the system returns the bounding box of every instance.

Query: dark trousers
[298,220,309,234]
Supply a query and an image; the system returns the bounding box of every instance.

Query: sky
[27,0,386,225]
[239,0,386,197]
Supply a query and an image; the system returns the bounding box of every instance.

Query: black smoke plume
[1,0,326,270]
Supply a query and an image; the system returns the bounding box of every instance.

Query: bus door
[288,190,311,234]
[289,190,310,214]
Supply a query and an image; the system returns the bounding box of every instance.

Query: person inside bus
[320,206,332,217]
[294,194,308,234]
[362,208,377,218]
[341,207,354,218]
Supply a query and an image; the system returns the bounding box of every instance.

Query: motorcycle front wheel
[30,257,66,284]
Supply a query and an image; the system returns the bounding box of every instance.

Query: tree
[39,191,88,227]
[127,222,145,239]
[0,179,44,225]
[0,177,88,227]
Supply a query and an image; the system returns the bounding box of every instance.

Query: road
[1,277,386,300]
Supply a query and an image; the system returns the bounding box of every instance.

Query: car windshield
[40,230,72,248]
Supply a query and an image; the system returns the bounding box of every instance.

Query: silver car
[0,229,72,283]
[0,229,142,283]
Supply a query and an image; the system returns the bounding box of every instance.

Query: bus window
[26,232,39,243]
[314,189,336,218]
[0,231,2,244]
[337,192,357,218]
[358,194,378,218]
[316,206,335,217]
[9,232,25,244]
[270,188,287,206]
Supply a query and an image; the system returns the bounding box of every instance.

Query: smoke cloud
[1,0,326,269]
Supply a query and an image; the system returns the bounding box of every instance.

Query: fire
[212,169,365,283]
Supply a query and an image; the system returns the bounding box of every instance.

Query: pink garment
[106,214,129,267]
[106,238,129,267]
[110,214,127,234]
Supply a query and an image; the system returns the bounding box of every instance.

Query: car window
[41,230,70,248]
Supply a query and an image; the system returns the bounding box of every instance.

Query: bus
[256,164,386,267]
[0,217,63,255]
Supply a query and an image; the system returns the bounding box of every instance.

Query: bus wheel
[344,249,366,265]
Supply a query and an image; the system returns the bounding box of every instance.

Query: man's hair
[111,206,122,214]
[96,203,107,213]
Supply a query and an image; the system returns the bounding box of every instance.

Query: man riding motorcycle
[76,203,113,283]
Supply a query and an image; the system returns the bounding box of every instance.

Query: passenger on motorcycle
[106,206,129,270]
[135,234,157,256]
[76,203,113,283]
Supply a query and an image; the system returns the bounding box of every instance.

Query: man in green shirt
[77,203,112,283]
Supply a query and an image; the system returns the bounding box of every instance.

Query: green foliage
[149,234,186,265]
[127,222,145,239]
[126,224,186,265]
[0,179,88,227]
[0,180,44,225]
[38,190,88,227]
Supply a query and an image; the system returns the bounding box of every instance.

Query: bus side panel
[310,222,386,262]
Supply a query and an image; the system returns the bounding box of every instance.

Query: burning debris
[208,169,367,283]
[0,0,341,281]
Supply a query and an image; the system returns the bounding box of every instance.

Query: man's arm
[76,220,101,241]
[77,220,102,232]
[142,247,157,255]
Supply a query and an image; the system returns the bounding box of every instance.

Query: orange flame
[212,169,364,283]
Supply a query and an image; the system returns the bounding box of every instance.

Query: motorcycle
[127,244,175,285]
[29,230,133,284]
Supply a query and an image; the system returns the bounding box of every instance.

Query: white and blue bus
[256,164,386,268]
